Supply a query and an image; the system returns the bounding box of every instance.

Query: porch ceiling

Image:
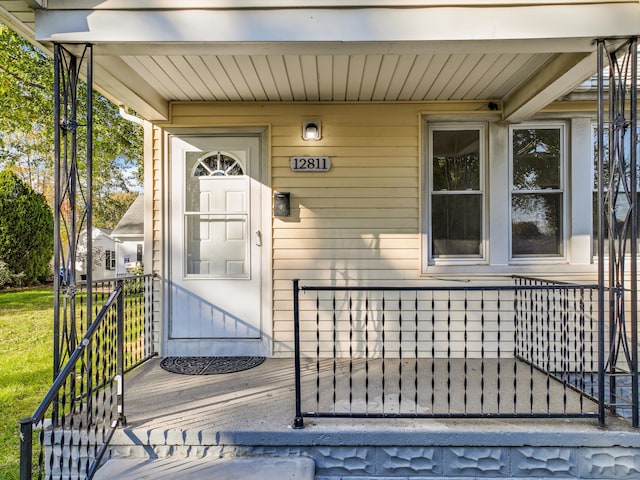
[1,2,639,122]
[118,47,556,104]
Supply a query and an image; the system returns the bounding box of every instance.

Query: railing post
[292,279,304,429]
[596,39,607,427]
[19,418,33,480]
[629,36,639,429]
[116,280,127,427]
[146,275,154,359]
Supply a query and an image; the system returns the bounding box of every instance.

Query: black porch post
[597,37,639,427]
[596,39,606,427]
[53,44,62,382]
[52,43,94,422]
[629,37,638,428]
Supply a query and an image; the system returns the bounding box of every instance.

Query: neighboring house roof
[76,227,115,257]
[112,194,144,237]
[86,226,113,239]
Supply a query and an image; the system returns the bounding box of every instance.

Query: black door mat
[160,356,265,375]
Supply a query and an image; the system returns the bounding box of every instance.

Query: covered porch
[3,1,640,479]
[101,356,638,478]
[19,273,640,479]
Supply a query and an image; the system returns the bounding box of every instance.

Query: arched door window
[192,151,244,177]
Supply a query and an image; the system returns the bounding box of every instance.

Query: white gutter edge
[119,105,144,126]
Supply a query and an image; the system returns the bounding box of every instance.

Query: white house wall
[76,229,117,281]
[114,238,143,276]
[150,101,600,358]
[149,124,165,355]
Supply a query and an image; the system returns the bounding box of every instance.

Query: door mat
[160,356,265,375]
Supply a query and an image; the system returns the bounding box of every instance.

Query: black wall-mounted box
[273,192,291,217]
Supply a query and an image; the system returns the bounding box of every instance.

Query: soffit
[117,49,552,104]
[0,0,37,43]
[87,39,599,121]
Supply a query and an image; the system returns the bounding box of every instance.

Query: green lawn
[0,288,53,480]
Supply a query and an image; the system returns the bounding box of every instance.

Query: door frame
[161,127,272,357]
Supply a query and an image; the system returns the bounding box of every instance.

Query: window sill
[421,263,597,278]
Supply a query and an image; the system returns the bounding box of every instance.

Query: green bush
[0,260,25,288]
[0,170,54,285]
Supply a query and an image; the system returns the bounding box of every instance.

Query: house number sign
[290,156,331,172]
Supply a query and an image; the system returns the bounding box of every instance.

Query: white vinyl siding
[149,123,164,354]
[151,103,598,358]
[165,102,431,356]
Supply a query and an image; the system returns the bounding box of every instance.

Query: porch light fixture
[302,120,321,141]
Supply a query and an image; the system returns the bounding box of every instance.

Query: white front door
[168,135,267,356]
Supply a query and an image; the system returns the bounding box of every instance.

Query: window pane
[432,130,480,191]
[512,193,562,256]
[186,214,248,277]
[432,194,482,256]
[512,128,560,190]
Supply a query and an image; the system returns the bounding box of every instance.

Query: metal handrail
[35,286,121,425]
[19,283,123,480]
[18,274,157,480]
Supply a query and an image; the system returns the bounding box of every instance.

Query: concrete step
[93,456,315,480]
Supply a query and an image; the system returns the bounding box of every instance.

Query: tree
[0,170,54,285]
[94,191,139,230]
[0,23,143,220]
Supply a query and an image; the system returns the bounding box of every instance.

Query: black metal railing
[516,276,640,423]
[292,277,603,428]
[19,274,156,480]
[81,275,156,373]
[513,277,599,415]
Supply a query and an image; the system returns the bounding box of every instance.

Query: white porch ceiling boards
[1,1,640,121]
[118,51,553,104]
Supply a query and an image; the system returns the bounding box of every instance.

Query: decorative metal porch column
[597,38,639,427]
[52,44,94,413]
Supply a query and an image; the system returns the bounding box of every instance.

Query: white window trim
[105,250,116,271]
[423,122,488,269]
[508,122,568,264]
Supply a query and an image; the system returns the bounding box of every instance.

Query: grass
[0,288,54,480]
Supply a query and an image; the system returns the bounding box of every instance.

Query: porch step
[93,456,315,480]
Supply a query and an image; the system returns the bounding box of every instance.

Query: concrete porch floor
[100,358,640,479]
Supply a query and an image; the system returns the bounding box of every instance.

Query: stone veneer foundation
[101,425,640,479]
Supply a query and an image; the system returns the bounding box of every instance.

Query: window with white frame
[427,124,485,263]
[105,250,116,270]
[510,124,566,259]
